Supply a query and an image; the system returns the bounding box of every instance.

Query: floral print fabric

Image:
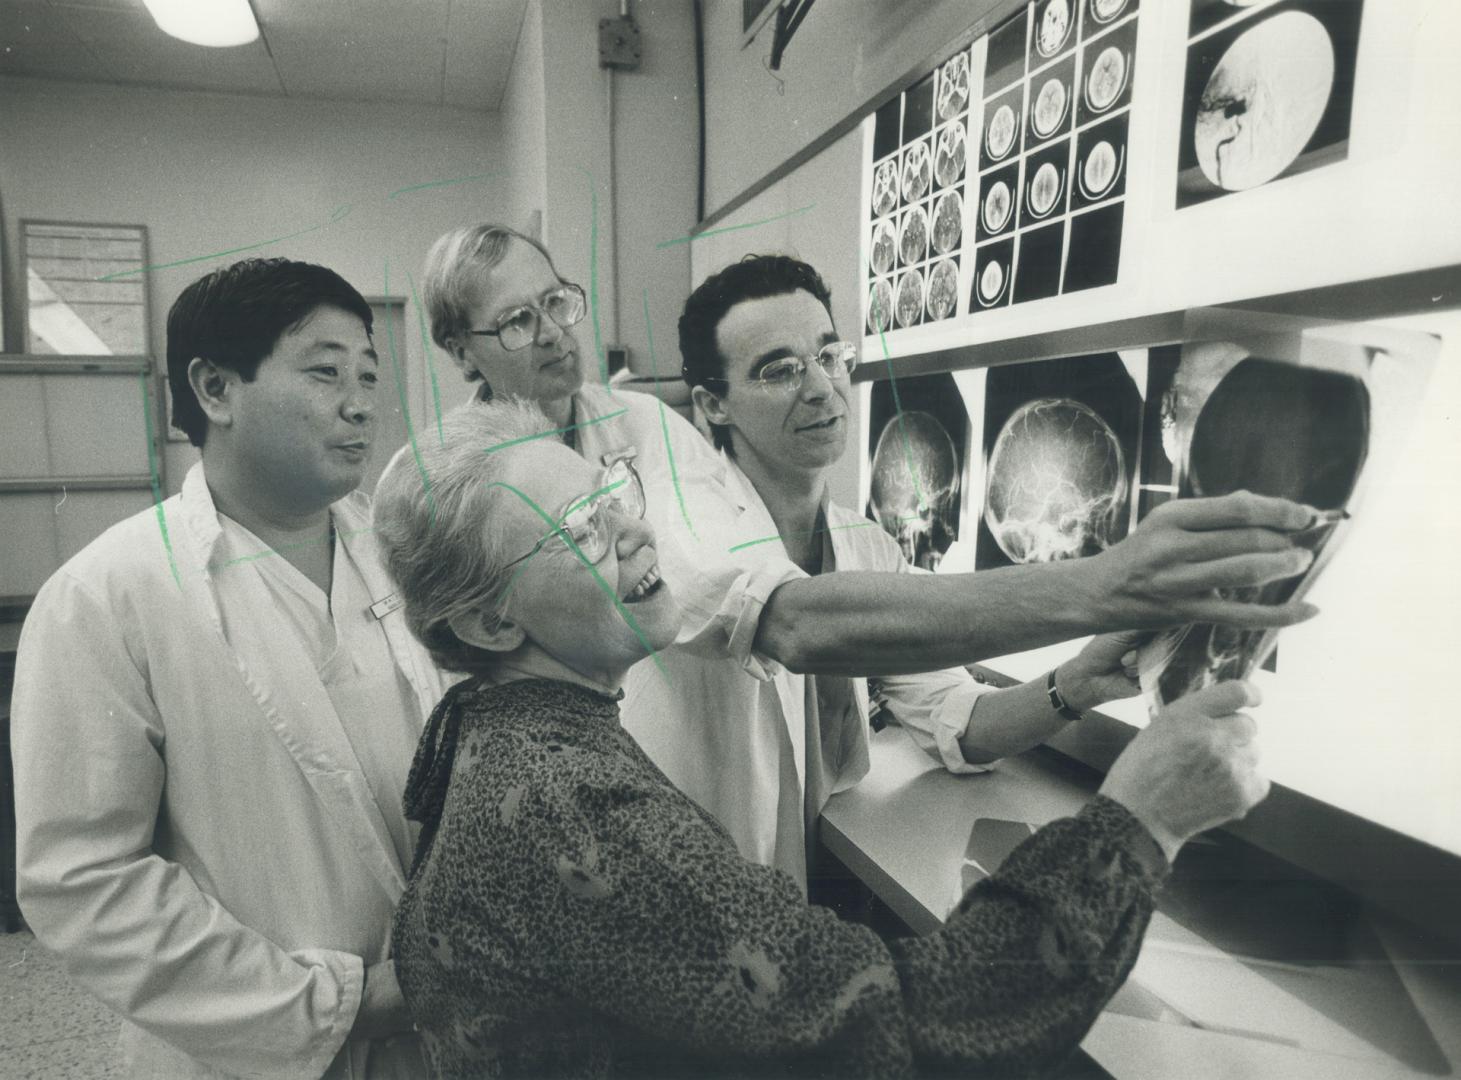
[393,677,1167,1078]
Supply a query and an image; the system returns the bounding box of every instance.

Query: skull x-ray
[1138,335,1372,705]
[975,353,1142,570]
[865,372,969,570]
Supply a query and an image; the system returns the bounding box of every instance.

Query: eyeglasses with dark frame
[502,457,646,569]
[467,283,588,352]
[696,340,860,395]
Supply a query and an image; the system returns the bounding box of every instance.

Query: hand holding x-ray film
[1137,329,1373,708]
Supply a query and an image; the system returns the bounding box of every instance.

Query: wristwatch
[1046,668,1083,722]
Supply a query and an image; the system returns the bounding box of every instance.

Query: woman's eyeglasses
[468,283,587,352]
[503,457,645,569]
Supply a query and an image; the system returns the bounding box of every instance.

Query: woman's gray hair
[421,223,563,382]
[373,397,560,675]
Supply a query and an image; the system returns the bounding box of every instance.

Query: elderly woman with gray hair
[373,400,1271,1079]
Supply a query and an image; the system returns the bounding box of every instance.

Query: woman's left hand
[1055,630,1149,713]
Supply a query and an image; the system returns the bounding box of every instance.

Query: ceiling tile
[1,0,509,110]
[443,0,523,109]
[55,5,282,95]
[0,1,113,81]
[265,26,444,106]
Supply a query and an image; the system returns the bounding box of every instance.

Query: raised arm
[12,574,369,1077]
[756,491,1320,676]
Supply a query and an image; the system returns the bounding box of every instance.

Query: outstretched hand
[1089,491,1321,631]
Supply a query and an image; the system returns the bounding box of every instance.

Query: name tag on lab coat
[369,592,403,620]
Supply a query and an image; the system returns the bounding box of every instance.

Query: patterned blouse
[393,677,1169,1078]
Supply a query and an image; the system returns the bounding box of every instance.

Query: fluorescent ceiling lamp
[143,0,259,48]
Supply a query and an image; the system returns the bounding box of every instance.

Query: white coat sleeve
[643,463,806,683]
[11,571,363,1079]
[871,562,998,775]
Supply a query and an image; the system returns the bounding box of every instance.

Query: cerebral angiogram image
[1139,347,1371,705]
[1177,0,1364,208]
[866,371,970,570]
[975,353,1142,570]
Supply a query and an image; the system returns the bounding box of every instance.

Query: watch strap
[1046,668,1082,722]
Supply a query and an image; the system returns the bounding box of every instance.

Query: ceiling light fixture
[142,0,259,48]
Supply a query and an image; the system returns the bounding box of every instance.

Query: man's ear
[691,384,731,429]
[448,608,526,655]
[187,357,235,430]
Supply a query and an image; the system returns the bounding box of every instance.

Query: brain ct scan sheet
[864,0,1141,343]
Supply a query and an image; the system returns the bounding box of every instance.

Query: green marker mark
[488,480,669,680]
[388,172,501,199]
[221,526,378,568]
[872,289,928,513]
[642,289,697,541]
[140,373,182,588]
[407,269,445,446]
[384,258,438,526]
[655,204,815,250]
[497,478,627,605]
[99,204,353,281]
[482,407,628,456]
[727,514,921,554]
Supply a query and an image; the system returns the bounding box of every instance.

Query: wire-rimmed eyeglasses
[698,340,860,394]
[467,283,587,352]
[502,457,646,568]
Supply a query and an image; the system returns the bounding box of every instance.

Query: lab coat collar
[176,462,409,899]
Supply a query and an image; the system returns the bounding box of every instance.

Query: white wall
[700,0,1013,216]
[0,75,516,493]
[532,0,700,382]
[500,0,547,236]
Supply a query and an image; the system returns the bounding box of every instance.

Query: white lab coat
[11,464,453,1079]
[623,452,995,889]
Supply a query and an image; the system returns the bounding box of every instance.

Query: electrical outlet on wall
[598,16,642,70]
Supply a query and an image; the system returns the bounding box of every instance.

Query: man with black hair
[12,258,449,1078]
[623,253,1322,893]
